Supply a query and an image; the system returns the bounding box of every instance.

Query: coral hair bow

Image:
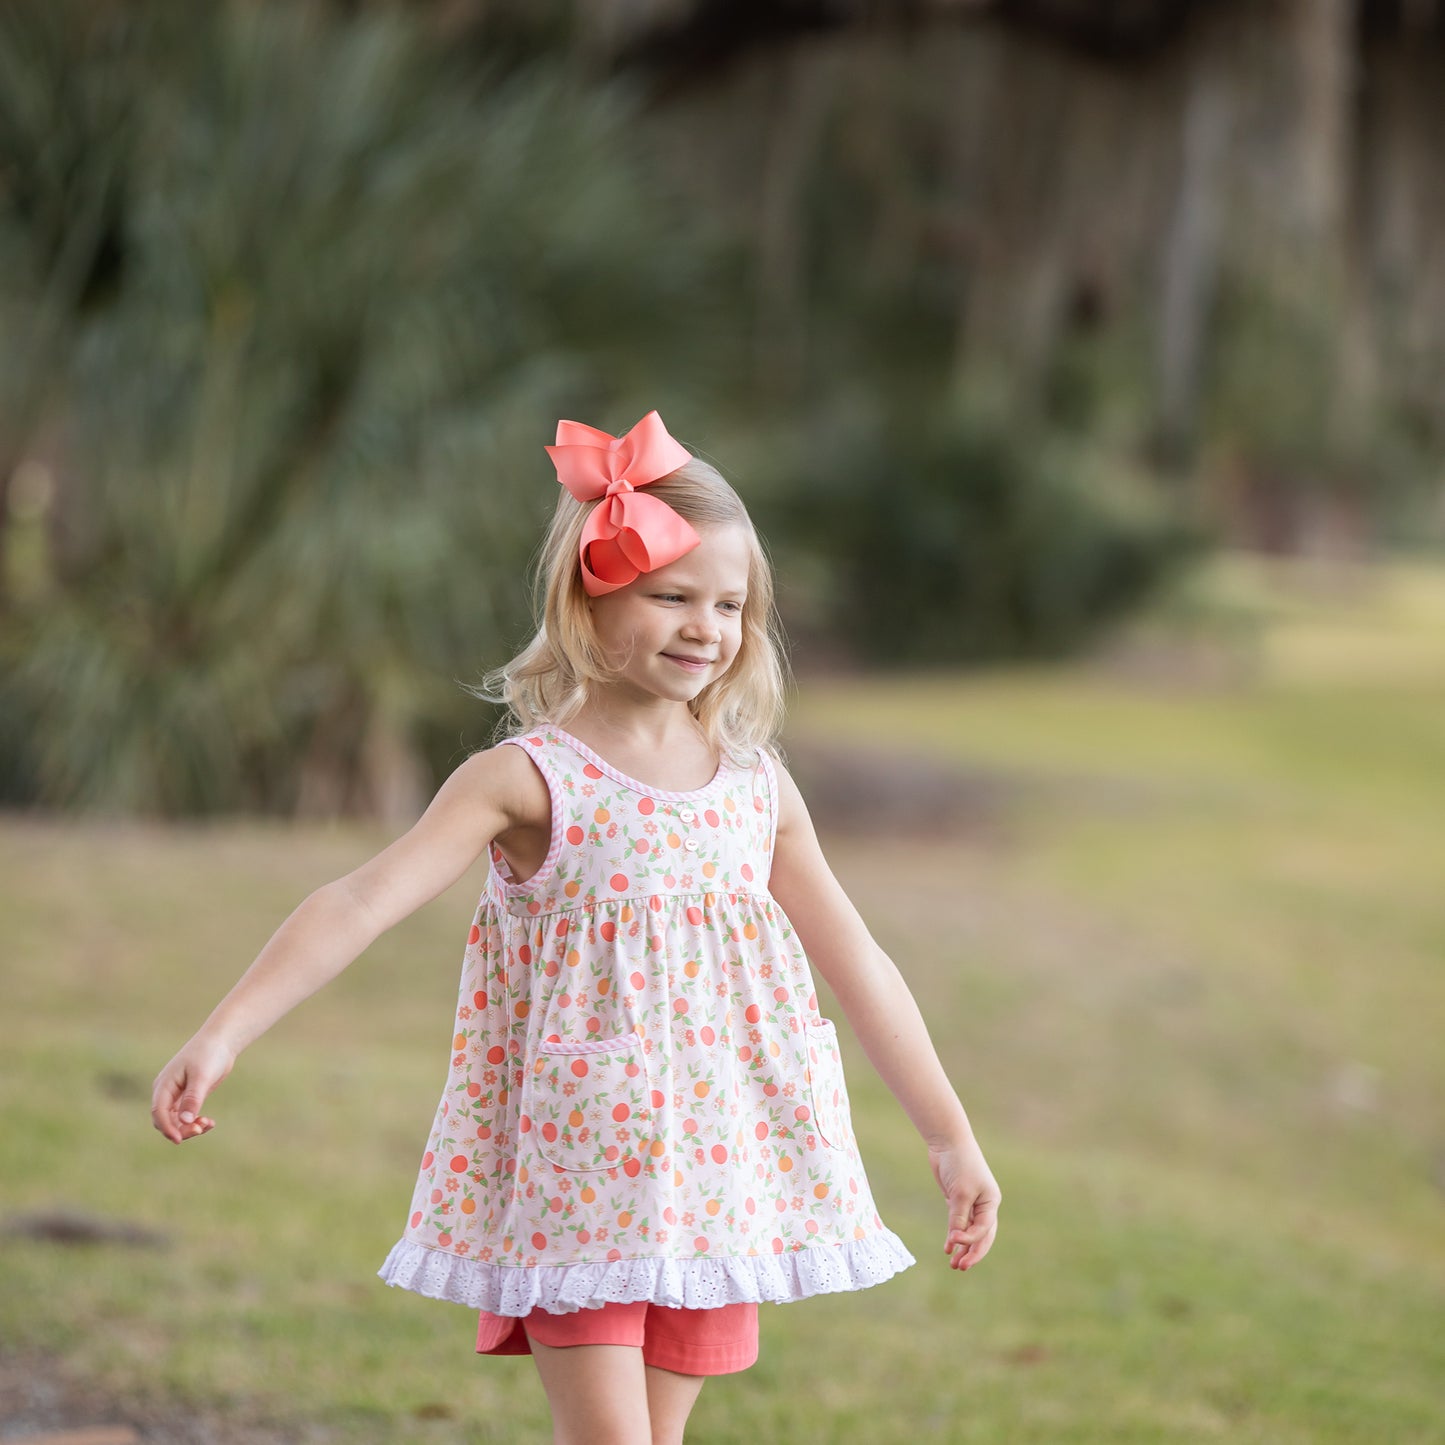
[546,410,699,597]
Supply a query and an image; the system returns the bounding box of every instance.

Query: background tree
[0,1,735,818]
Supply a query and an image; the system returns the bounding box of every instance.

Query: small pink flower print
[681,1213,696,1228]
[445,1176,460,1191]
[759,964,773,980]
[656,1229,669,1244]
[606,822,619,839]
[791,1195,804,1211]
[581,782,596,797]
[453,1053,466,1068]
[455,1240,470,1255]
[680,874,693,889]
[782,1082,796,1099]
[749,1028,762,1044]
[458,1005,473,1020]
[595,1227,609,1242]
[526,1255,538,1267]
[589,829,601,844]
[673,1092,684,1109]
[623,994,636,1010]
[806,1134,817,1150]
[643,820,658,835]
[694,1147,706,1165]
[479,1246,493,1262]
[684,1029,696,1047]
[558,1178,572,1194]
[482,1069,497,1085]
[715,981,727,997]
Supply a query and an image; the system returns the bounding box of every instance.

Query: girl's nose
[682,608,720,641]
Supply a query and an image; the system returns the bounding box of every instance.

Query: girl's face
[586,523,751,706]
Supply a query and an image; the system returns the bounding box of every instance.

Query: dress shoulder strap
[753,743,781,866]
[488,732,568,899]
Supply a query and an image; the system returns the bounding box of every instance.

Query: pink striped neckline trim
[542,725,728,801]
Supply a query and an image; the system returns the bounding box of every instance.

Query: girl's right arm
[150,744,548,1145]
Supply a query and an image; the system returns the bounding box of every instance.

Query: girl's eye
[656,594,742,611]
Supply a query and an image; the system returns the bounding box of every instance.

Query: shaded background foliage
[0,2,736,816]
[1,0,1441,817]
[769,397,1194,664]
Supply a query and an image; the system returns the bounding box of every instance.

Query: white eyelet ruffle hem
[378,1229,917,1316]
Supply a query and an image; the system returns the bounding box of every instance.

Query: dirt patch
[0,1349,317,1445]
[779,735,1175,846]
[779,737,1026,844]
[1,1215,166,1251]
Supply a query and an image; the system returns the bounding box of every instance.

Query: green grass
[3,551,1444,1442]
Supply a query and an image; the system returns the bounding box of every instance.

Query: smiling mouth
[664,654,712,667]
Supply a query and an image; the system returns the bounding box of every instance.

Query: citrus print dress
[376,725,915,1320]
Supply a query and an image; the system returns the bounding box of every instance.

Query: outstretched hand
[151,1035,235,1145]
[930,1136,1001,1271]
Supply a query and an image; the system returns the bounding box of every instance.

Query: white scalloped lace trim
[376,1230,917,1316]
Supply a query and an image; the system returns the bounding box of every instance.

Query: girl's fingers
[177,1077,213,1124]
[944,1198,998,1270]
[152,1066,218,1143]
[151,1077,183,1142]
[948,1234,992,1270]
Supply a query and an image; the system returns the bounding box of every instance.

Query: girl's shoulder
[453,739,552,833]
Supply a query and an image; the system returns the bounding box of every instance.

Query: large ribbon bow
[545,410,700,597]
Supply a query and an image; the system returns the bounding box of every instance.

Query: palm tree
[0,0,734,818]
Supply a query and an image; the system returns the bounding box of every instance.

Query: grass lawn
[2,551,1443,1442]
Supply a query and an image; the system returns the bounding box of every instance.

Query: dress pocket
[524,1031,652,1173]
[803,1018,850,1150]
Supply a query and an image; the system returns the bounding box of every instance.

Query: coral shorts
[475,1301,759,1376]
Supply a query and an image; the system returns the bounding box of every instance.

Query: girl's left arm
[767,755,1002,1271]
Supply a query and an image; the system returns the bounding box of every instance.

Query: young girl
[151,410,1001,1445]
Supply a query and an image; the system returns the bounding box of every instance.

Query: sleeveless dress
[376,724,915,1322]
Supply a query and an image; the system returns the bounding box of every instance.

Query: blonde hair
[471,455,790,764]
